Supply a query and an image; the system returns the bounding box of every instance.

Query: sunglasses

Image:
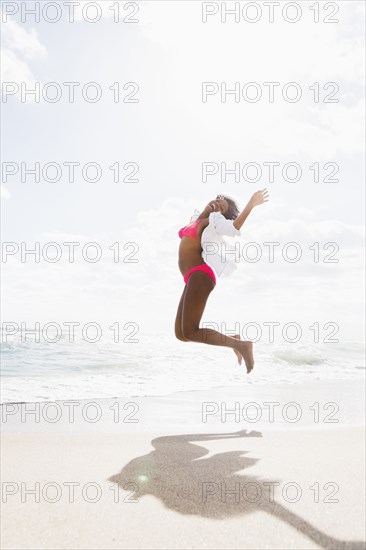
[216,194,225,200]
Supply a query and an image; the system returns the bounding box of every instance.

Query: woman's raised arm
[233,189,269,231]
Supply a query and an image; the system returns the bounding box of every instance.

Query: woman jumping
[175,189,269,373]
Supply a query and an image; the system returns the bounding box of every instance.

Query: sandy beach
[1,380,365,550]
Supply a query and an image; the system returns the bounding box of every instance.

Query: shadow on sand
[109,429,365,549]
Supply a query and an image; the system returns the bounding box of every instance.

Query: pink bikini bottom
[183,263,216,286]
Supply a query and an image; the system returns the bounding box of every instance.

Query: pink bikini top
[178,219,201,239]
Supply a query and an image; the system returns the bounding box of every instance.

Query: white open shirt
[190,209,242,278]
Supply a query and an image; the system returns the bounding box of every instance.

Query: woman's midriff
[178,219,209,277]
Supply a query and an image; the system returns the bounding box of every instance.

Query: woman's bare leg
[181,271,254,372]
[175,284,243,364]
[233,334,243,365]
[174,286,189,342]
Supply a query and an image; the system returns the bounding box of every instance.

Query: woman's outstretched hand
[249,188,269,208]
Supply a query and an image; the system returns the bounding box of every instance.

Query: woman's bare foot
[233,334,243,365]
[235,340,254,373]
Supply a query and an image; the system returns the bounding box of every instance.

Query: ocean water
[0,330,365,403]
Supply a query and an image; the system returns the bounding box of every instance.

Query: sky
[1,1,365,343]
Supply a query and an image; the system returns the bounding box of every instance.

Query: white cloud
[0,186,11,199]
[1,19,47,60]
[134,1,365,159]
[1,48,35,85]
[0,18,46,94]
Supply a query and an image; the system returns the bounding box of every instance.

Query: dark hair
[221,195,239,220]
